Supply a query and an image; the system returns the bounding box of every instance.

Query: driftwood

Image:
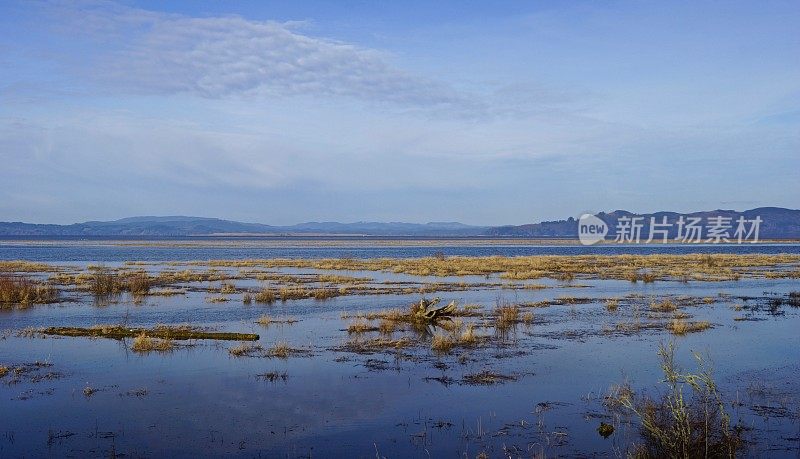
[411,297,457,322]
[40,326,259,341]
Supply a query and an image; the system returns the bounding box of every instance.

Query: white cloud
[46,1,474,110]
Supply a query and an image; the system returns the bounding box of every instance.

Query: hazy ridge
[1,207,798,238]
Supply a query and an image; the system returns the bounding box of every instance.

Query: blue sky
[1,0,798,225]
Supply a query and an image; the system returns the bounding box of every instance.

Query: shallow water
[1,240,799,457]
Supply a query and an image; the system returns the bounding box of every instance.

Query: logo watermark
[578,214,762,246]
[578,214,608,245]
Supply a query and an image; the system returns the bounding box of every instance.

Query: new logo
[578,214,608,245]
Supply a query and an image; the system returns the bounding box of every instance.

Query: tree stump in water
[411,297,457,322]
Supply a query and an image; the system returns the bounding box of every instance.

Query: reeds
[254,289,275,303]
[668,319,711,335]
[131,332,174,353]
[0,276,58,306]
[431,333,455,353]
[347,318,375,334]
[609,342,742,457]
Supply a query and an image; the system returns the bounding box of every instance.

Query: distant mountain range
[0,207,798,238]
[486,207,800,239]
[0,216,487,237]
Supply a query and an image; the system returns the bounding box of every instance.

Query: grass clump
[347,318,376,334]
[0,276,58,306]
[431,333,455,353]
[651,299,677,312]
[0,366,8,378]
[495,303,520,329]
[668,319,712,335]
[229,343,263,357]
[311,288,337,300]
[257,371,288,382]
[462,370,516,385]
[279,287,308,301]
[268,342,292,358]
[256,314,298,326]
[242,293,252,304]
[609,342,742,457]
[606,298,620,312]
[459,324,478,345]
[254,289,275,303]
[131,333,173,353]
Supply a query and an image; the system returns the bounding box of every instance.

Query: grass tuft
[131,332,174,353]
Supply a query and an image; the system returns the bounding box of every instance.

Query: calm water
[1,239,799,457]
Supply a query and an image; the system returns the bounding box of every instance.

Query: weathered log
[411,297,457,322]
[40,325,259,341]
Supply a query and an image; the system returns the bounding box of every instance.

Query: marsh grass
[311,288,337,300]
[257,371,288,382]
[462,370,516,385]
[242,293,252,304]
[459,323,478,345]
[344,336,414,353]
[193,254,800,282]
[0,366,8,378]
[495,303,520,329]
[229,343,263,357]
[668,319,712,335]
[651,299,677,313]
[0,276,58,306]
[347,318,377,334]
[88,268,151,296]
[219,282,236,294]
[606,298,620,312]
[608,342,742,457]
[254,289,275,303]
[279,287,308,301]
[268,342,292,358]
[205,296,230,303]
[255,314,298,326]
[431,333,455,353]
[131,333,173,353]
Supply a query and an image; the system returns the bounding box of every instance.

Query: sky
[1,0,798,225]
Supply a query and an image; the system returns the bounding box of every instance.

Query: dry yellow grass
[431,333,455,353]
[378,318,398,334]
[347,318,374,334]
[193,254,800,282]
[459,324,478,345]
[495,304,520,328]
[279,287,308,301]
[668,319,712,335]
[219,282,236,294]
[229,343,262,357]
[268,342,292,358]
[131,332,173,353]
[254,289,275,303]
[650,299,677,312]
[0,276,58,306]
